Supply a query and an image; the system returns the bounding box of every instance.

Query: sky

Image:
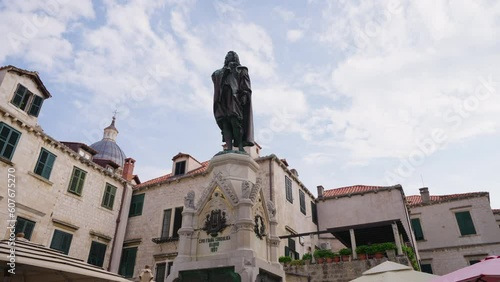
[1,0,500,208]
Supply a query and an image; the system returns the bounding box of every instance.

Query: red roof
[406,192,489,207]
[322,185,400,198]
[136,161,210,189]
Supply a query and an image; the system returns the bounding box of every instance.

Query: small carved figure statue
[184,191,195,209]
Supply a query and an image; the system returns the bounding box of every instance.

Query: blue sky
[2,0,500,208]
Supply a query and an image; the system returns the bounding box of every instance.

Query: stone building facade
[123,151,318,281]
[0,65,136,273]
[406,187,500,275]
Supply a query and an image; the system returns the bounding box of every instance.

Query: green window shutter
[161,209,172,238]
[50,230,73,255]
[87,241,107,267]
[285,176,293,203]
[455,211,477,236]
[172,207,183,238]
[0,123,21,160]
[102,184,117,209]
[299,190,306,215]
[11,84,32,110]
[155,263,167,282]
[34,148,56,179]
[129,194,145,217]
[16,217,36,240]
[175,161,186,175]
[411,218,425,240]
[119,247,137,278]
[28,95,43,117]
[68,167,86,195]
[311,202,318,224]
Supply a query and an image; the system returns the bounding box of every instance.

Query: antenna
[420,174,425,187]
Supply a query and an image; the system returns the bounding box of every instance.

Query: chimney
[290,169,299,177]
[122,157,136,181]
[317,185,324,198]
[419,187,430,204]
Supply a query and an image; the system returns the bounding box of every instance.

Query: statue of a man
[212,51,254,152]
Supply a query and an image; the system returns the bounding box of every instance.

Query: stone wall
[284,257,410,282]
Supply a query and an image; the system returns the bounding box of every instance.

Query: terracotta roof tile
[406,192,489,207]
[136,160,210,189]
[322,185,399,198]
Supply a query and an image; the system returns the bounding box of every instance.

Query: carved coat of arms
[202,209,228,237]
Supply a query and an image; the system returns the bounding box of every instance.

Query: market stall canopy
[350,261,437,282]
[431,256,500,282]
[0,239,130,282]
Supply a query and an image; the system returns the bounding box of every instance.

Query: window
[160,207,183,238]
[155,263,166,282]
[0,122,21,161]
[15,217,35,240]
[50,229,73,255]
[167,261,173,276]
[129,194,145,217]
[10,84,44,117]
[119,247,137,278]
[411,218,425,241]
[172,207,183,238]
[299,190,306,215]
[68,167,86,195]
[87,241,107,267]
[161,209,172,238]
[174,161,186,175]
[455,211,477,236]
[101,183,117,210]
[285,176,293,203]
[285,238,299,260]
[310,202,318,224]
[34,148,56,179]
[421,263,433,274]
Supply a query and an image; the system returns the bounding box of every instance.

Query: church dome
[90,117,126,167]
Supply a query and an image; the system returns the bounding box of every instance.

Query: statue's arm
[238,67,252,96]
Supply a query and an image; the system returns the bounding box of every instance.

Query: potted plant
[382,242,397,259]
[355,245,370,260]
[290,259,305,266]
[302,253,313,265]
[333,252,341,262]
[372,244,386,259]
[314,249,331,264]
[339,248,352,261]
[279,256,292,266]
[325,250,335,263]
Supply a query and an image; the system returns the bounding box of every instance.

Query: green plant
[371,243,386,253]
[290,259,305,266]
[382,242,397,251]
[325,251,336,258]
[339,248,351,256]
[355,245,370,254]
[402,246,419,271]
[279,256,292,263]
[302,253,313,261]
[314,249,333,258]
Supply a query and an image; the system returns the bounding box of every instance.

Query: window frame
[50,229,73,255]
[34,148,56,180]
[174,161,186,176]
[87,241,107,267]
[311,201,318,224]
[68,166,87,196]
[454,210,477,236]
[299,190,306,215]
[129,193,145,217]
[101,183,117,210]
[10,84,44,117]
[118,247,137,278]
[15,217,36,240]
[0,122,21,161]
[285,176,293,203]
[411,217,425,241]
[155,262,166,282]
[161,209,172,239]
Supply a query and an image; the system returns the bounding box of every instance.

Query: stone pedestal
[167,152,284,282]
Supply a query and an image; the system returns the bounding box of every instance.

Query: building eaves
[321,184,403,200]
[406,192,490,207]
[0,65,52,98]
[134,160,210,190]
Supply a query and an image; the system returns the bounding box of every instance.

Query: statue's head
[224,51,240,67]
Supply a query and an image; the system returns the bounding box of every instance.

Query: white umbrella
[0,239,130,282]
[350,261,438,282]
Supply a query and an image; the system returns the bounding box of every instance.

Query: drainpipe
[108,181,129,271]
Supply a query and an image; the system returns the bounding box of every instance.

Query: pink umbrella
[432,256,500,282]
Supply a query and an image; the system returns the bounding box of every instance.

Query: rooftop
[136,160,210,189]
[322,185,402,199]
[406,192,489,207]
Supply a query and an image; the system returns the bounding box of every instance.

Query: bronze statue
[212,51,254,152]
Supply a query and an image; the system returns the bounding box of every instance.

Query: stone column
[235,198,254,251]
[349,228,357,259]
[268,217,280,266]
[392,222,403,255]
[176,208,196,262]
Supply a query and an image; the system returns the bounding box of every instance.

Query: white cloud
[287,29,304,42]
